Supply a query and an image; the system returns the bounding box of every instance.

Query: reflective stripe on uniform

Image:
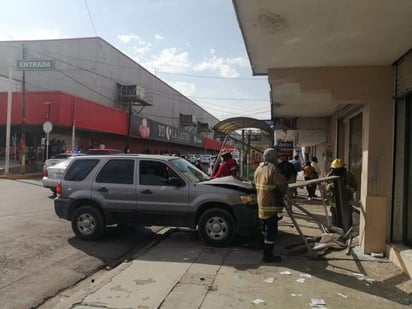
[255,183,277,190]
[259,206,284,219]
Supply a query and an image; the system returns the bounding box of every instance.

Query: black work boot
[263,244,282,263]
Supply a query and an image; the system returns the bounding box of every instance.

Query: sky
[0,0,271,121]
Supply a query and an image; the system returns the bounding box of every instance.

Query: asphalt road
[0,178,162,309]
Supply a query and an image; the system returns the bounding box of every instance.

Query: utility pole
[21,44,27,174]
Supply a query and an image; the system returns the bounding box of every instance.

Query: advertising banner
[130,115,203,147]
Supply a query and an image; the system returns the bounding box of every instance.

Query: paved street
[0,179,162,309]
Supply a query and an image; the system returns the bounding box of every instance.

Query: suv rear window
[96,159,135,184]
[65,159,99,181]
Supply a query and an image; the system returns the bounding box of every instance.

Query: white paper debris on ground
[310,298,326,308]
[365,278,376,283]
[300,273,312,278]
[337,292,348,299]
[371,252,384,258]
[352,272,365,277]
[264,277,275,283]
[296,278,306,283]
[251,298,265,305]
[280,271,292,275]
[290,293,303,297]
[234,273,242,280]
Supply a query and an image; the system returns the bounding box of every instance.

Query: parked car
[42,158,75,193]
[42,150,84,172]
[54,154,258,246]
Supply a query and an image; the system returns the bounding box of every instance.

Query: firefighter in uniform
[326,158,358,227]
[254,148,288,263]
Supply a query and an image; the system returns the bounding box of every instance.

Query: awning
[212,117,273,135]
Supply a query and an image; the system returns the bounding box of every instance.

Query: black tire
[71,206,105,241]
[198,208,235,247]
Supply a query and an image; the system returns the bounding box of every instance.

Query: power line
[1,42,270,120]
[156,70,268,81]
[84,0,98,36]
[191,96,268,102]
[34,50,270,107]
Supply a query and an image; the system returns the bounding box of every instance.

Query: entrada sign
[16,60,55,70]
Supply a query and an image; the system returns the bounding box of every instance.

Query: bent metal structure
[212,117,274,177]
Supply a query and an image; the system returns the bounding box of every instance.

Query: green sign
[16,60,55,70]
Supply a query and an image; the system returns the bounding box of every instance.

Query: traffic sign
[43,121,53,134]
[17,60,55,70]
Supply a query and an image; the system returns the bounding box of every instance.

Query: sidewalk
[39,198,412,309]
[0,159,43,179]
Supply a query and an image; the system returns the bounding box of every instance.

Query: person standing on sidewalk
[254,148,288,263]
[290,154,302,197]
[303,161,317,200]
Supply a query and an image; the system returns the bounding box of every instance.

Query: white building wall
[0,38,219,133]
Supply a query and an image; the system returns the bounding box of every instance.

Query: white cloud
[133,41,152,57]
[193,49,249,78]
[154,34,164,40]
[145,48,191,73]
[168,81,196,96]
[118,33,152,62]
[117,33,140,43]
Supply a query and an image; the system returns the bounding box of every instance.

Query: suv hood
[201,176,256,192]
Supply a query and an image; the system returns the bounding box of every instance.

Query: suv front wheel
[71,206,105,240]
[198,208,235,247]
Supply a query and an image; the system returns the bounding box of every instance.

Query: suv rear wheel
[198,208,235,247]
[71,206,105,240]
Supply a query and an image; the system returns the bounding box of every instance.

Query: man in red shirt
[212,149,238,178]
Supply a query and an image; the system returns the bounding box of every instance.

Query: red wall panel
[0,91,127,135]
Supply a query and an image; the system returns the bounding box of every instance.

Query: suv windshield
[170,158,210,183]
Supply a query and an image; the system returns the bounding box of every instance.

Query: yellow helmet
[331,158,344,169]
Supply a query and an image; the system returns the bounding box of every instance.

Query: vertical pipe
[5,67,13,174]
[72,101,76,151]
[21,45,26,174]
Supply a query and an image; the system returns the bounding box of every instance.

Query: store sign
[276,139,294,157]
[130,115,203,146]
[16,60,55,70]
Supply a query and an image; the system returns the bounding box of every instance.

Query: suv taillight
[43,169,48,177]
[56,181,62,197]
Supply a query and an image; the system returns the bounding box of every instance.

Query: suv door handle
[97,187,109,192]
[141,189,153,194]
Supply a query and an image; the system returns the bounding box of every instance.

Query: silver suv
[54,154,258,246]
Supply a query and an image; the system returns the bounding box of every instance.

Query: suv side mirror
[168,177,185,187]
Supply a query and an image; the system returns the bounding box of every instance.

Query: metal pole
[241,129,245,178]
[5,67,12,174]
[45,102,52,160]
[21,45,26,174]
[46,133,50,160]
[125,101,132,152]
[247,130,251,179]
[71,101,76,151]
